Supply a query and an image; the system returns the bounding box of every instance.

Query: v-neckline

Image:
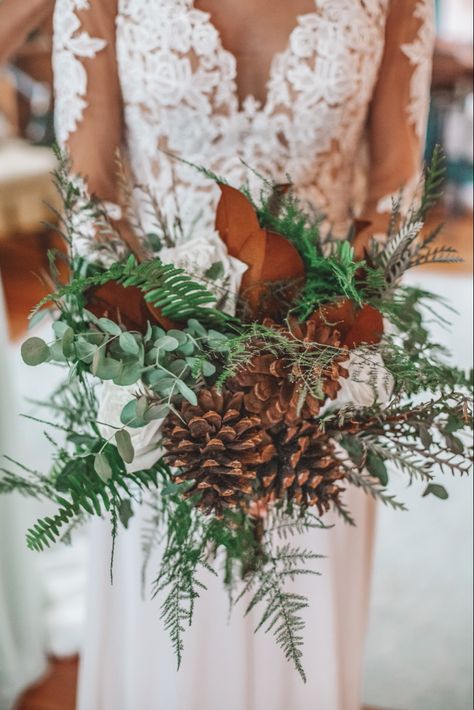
[191,1,317,114]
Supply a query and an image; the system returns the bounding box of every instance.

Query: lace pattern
[116,0,391,239]
[53,0,107,146]
[54,0,433,245]
[401,0,435,138]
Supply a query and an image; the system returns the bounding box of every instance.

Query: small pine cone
[230,316,349,428]
[162,388,275,516]
[258,422,346,515]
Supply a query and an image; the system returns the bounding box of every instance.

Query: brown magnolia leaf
[344,304,384,348]
[87,282,176,333]
[215,183,305,318]
[215,183,262,255]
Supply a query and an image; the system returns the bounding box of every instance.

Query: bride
[53,1,434,709]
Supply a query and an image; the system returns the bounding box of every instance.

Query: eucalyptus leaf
[151,326,166,340]
[144,321,153,343]
[418,424,433,449]
[91,347,104,376]
[156,335,179,352]
[444,433,464,456]
[115,429,135,464]
[94,452,113,482]
[120,400,145,429]
[422,483,449,500]
[177,341,195,356]
[119,332,140,355]
[49,341,67,363]
[176,380,198,405]
[166,330,188,346]
[95,357,122,381]
[143,403,169,423]
[62,327,75,357]
[340,436,364,466]
[52,321,70,339]
[136,396,149,420]
[201,360,216,377]
[75,339,98,363]
[366,451,388,486]
[21,337,50,366]
[145,369,172,386]
[187,319,207,337]
[207,330,229,352]
[167,359,189,377]
[113,362,142,387]
[97,318,122,336]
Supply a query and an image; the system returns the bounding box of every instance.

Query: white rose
[148,53,192,107]
[192,21,219,56]
[159,230,248,316]
[97,381,164,474]
[323,350,394,412]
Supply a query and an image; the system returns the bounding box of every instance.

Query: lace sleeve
[0,0,54,66]
[362,0,435,233]
[53,0,139,261]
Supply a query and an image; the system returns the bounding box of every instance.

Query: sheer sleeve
[53,0,140,259]
[361,0,435,237]
[0,0,54,67]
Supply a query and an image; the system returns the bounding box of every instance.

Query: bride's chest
[116,0,389,126]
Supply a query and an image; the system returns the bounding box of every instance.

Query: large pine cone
[231,315,349,428]
[162,388,275,516]
[257,421,346,514]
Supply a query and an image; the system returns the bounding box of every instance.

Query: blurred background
[0,1,472,709]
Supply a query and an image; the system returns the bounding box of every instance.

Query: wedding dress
[52,2,434,708]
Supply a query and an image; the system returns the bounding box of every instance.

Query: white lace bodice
[53,0,435,245]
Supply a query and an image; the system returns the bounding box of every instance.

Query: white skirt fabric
[77,486,375,710]
[0,278,47,710]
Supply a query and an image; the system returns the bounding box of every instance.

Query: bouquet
[2,148,472,680]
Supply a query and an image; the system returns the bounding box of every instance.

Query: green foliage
[1,147,473,679]
[22,317,232,425]
[334,393,473,491]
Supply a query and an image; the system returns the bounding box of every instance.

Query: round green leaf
[176,380,198,405]
[120,400,144,428]
[119,332,140,355]
[94,452,113,482]
[61,327,75,357]
[186,319,207,337]
[48,341,67,363]
[166,330,188,346]
[52,321,69,338]
[21,337,50,366]
[143,403,169,423]
[201,360,216,377]
[136,396,148,420]
[366,451,389,487]
[113,362,142,387]
[422,483,449,501]
[115,429,135,464]
[95,357,122,381]
[75,339,98,363]
[155,335,179,352]
[97,318,122,336]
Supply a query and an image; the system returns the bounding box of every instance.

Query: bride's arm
[360,0,435,244]
[0,0,54,66]
[53,0,141,255]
